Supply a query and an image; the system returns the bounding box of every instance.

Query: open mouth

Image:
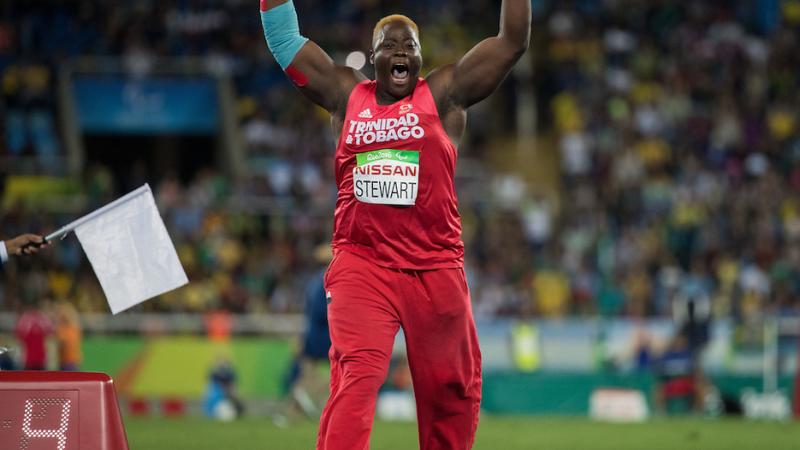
[391,63,409,83]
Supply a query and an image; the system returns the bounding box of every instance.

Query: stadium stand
[0,0,798,326]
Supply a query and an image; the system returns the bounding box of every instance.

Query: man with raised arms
[260,1,531,448]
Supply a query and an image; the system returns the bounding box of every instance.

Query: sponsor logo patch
[353,149,419,206]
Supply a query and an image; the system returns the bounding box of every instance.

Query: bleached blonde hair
[372,14,419,48]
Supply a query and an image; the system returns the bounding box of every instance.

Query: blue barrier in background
[72,75,219,135]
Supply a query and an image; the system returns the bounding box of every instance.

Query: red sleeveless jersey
[332,79,464,269]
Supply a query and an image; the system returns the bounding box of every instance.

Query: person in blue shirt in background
[281,244,333,419]
[204,353,244,421]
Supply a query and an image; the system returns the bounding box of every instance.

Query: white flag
[72,185,188,314]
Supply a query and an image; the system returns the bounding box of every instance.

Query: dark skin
[4,234,47,256]
[264,0,531,147]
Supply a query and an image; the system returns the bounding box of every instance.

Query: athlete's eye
[406,41,417,49]
[382,41,394,50]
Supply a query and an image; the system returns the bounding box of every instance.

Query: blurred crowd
[526,0,800,322]
[2,1,800,322]
[0,0,497,316]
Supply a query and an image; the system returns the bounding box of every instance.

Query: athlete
[260,1,530,449]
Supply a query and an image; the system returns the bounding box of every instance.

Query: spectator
[14,302,53,370]
[203,354,244,421]
[282,243,332,418]
[55,302,82,371]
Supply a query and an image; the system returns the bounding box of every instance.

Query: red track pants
[316,250,482,450]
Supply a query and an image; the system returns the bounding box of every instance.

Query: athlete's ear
[369,49,375,65]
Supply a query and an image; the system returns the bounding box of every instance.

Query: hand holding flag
[47,184,188,314]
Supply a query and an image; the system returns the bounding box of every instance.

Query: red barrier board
[0,371,129,450]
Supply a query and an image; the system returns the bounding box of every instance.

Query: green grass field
[126,416,800,450]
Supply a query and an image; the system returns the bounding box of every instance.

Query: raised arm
[428,0,531,109]
[260,0,364,114]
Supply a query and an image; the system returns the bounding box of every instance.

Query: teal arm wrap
[261,1,309,70]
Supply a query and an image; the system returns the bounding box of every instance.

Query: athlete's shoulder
[357,78,376,89]
[424,64,455,91]
[412,77,430,92]
[330,69,368,120]
[341,79,374,112]
[424,64,457,110]
[347,78,375,97]
[409,78,438,110]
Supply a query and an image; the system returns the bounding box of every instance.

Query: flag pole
[45,184,152,243]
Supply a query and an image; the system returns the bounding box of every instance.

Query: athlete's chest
[341,101,438,151]
[335,87,457,206]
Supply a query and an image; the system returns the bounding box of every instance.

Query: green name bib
[353,149,419,206]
